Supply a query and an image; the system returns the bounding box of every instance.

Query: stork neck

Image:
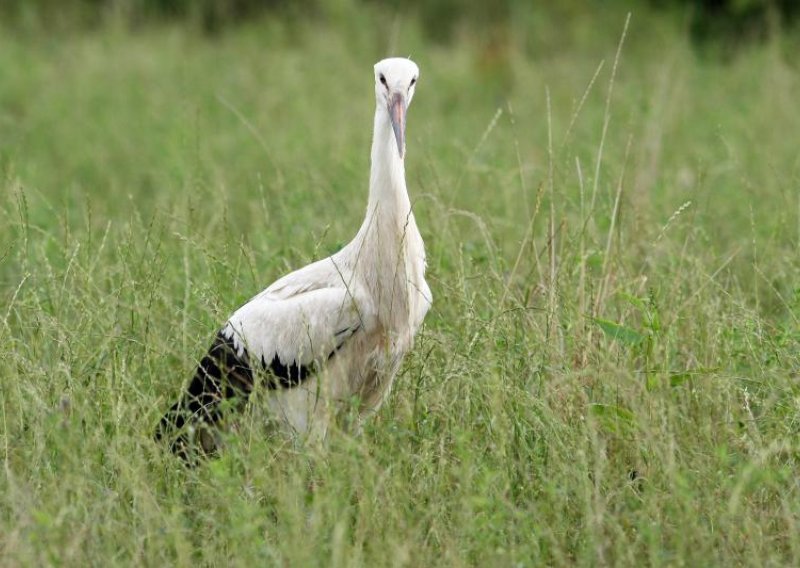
[366,107,410,216]
[344,106,415,267]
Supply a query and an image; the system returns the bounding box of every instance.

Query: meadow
[1,3,799,565]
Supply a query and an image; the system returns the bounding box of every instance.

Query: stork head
[374,57,419,159]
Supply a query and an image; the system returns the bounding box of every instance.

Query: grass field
[1,4,799,565]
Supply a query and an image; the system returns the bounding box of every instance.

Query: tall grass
[1,5,799,565]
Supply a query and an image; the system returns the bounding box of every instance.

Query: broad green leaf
[593,318,645,346]
[669,372,692,387]
[619,292,646,312]
[670,368,717,387]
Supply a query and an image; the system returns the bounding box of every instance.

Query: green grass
[1,5,800,566]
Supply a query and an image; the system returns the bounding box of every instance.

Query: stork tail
[155,331,254,461]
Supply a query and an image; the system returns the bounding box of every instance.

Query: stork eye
[410,77,417,86]
[379,74,387,87]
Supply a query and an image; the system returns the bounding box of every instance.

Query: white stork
[156,58,431,458]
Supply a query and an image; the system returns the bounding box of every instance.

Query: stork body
[156,58,430,457]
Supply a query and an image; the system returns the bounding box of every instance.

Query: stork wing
[223,282,363,387]
[155,269,364,457]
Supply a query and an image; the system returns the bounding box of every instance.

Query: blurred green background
[3,0,800,44]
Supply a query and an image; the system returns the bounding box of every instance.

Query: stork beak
[388,92,407,159]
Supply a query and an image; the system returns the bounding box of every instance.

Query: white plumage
[157,58,431,456]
